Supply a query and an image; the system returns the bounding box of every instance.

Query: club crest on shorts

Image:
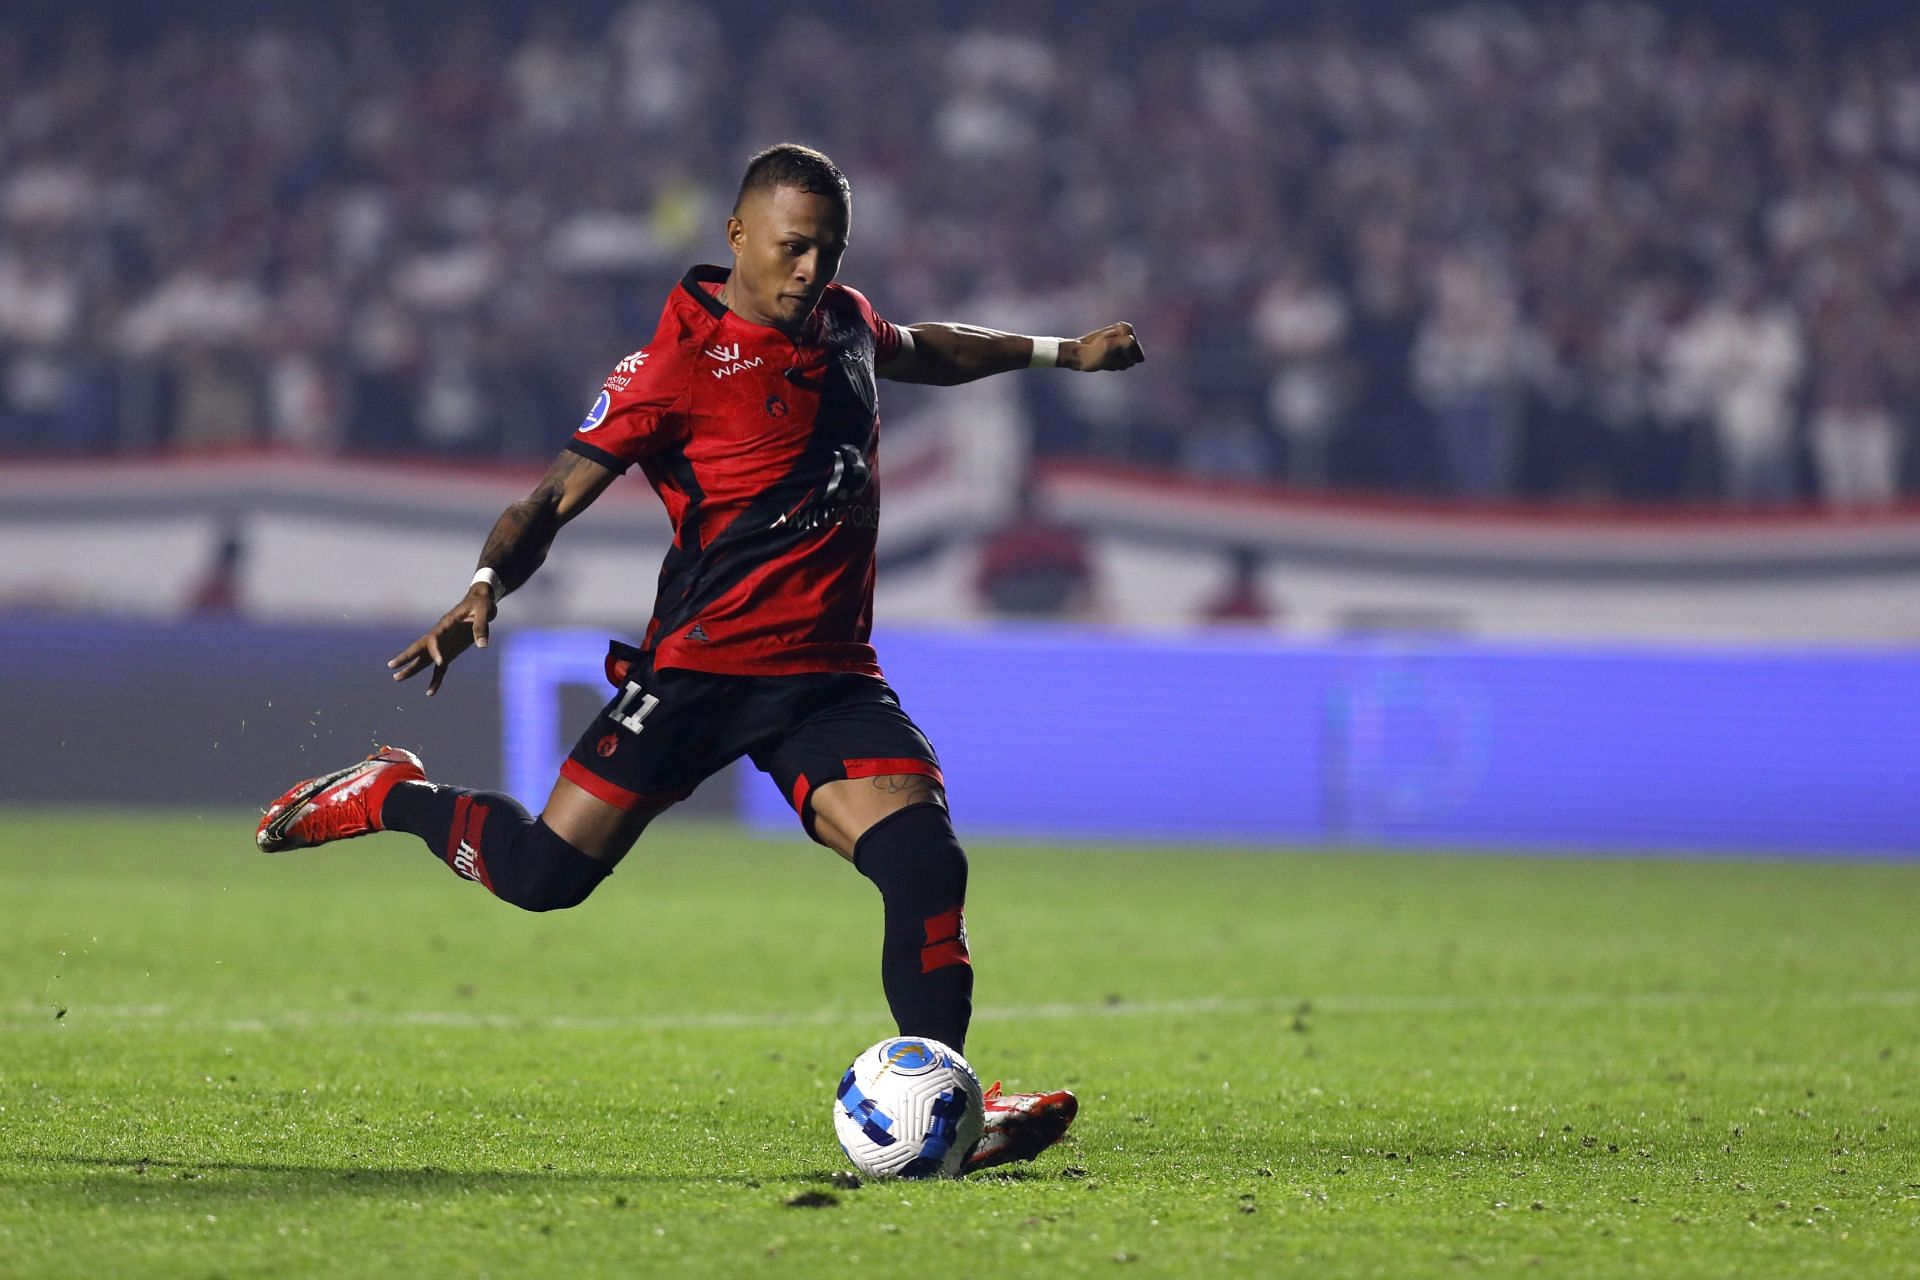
[579,390,611,433]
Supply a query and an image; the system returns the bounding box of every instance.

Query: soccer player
[256,144,1144,1172]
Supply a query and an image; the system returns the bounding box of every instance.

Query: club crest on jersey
[705,342,764,379]
[578,390,611,432]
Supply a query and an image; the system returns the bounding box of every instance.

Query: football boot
[963,1081,1079,1173]
[256,746,426,852]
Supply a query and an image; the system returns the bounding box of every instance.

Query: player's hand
[1061,322,1145,372]
[387,585,498,697]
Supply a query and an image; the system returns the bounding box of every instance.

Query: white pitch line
[3,990,1916,1036]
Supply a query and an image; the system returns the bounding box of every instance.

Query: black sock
[382,783,610,912]
[853,803,973,1053]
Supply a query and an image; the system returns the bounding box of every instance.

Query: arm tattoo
[478,452,604,592]
[477,494,560,593]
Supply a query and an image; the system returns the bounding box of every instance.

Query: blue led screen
[709,627,1919,858]
[9,620,1905,858]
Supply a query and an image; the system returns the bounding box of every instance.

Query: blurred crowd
[5,1,1920,506]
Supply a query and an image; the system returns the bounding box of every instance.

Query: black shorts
[560,642,942,839]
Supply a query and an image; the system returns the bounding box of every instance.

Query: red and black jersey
[567,264,907,678]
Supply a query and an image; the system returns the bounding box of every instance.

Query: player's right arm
[389,322,694,696]
[388,450,618,695]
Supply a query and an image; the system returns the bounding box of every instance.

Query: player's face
[726,185,849,332]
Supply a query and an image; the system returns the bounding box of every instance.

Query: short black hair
[734,143,851,217]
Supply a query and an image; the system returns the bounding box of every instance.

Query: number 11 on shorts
[610,681,660,734]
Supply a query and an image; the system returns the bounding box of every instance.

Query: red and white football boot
[963,1081,1080,1173]
[255,746,426,852]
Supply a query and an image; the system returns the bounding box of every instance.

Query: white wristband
[470,567,507,597]
[1028,336,1062,369]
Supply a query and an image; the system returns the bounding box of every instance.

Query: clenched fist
[1061,322,1146,372]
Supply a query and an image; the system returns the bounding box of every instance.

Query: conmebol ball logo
[883,1039,939,1072]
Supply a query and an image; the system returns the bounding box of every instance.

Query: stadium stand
[5,2,1920,507]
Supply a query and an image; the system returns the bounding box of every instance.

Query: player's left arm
[879,322,1145,385]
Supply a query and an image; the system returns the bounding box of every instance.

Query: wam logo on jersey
[578,390,611,433]
[614,348,649,373]
[705,342,765,379]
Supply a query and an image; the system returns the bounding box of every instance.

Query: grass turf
[1,810,1916,1278]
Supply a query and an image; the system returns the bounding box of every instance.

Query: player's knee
[853,801,968,901]
[498,821,612,912]
[508,872,602,913]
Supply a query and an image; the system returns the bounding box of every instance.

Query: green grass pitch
[2,810,1917,1278]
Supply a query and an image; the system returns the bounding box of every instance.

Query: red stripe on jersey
[648,481,881,677]
[843,757,943,784]
[790,772,812,815]
[560,758,682,813]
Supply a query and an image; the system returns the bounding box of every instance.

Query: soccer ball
[833,1036,986,1179]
